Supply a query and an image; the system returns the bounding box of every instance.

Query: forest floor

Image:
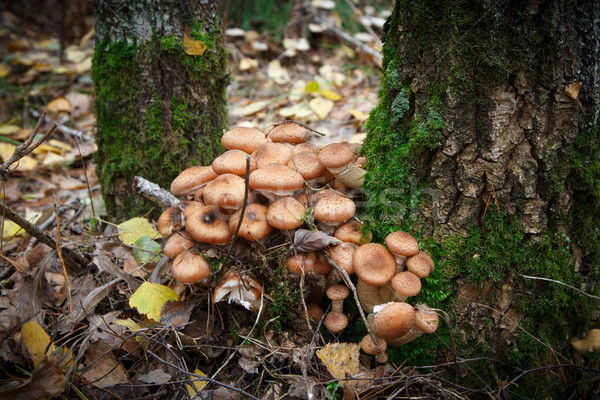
[0,7,470,400]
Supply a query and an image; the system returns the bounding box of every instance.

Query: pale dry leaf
[294,229,340,252]
[137,369,172,384]
[81,341,128,387]
[309,97,334,120]
[316,342,360,380]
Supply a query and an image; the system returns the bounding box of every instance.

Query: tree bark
[92,0,229,219]
[364,0,600,394]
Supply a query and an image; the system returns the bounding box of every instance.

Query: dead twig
[132,176,180,209]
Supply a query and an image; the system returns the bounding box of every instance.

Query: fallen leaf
[132,235,161,266]
[186,369,208,397]
[160,300,194,327]
[81,341,128,387]
[267,60,290,83]
[129,281,179,322]
[316,342,360,380]
[309,97,334,120]
[21,320,56,368]
[3,220,24,238]
[138,369,172,384]
[242,100,270,116]
[0,125,20,135]
[0,64,10,78]
[305,81,320,93]
[0,143,38,171]
[239,57,258,71]
[321,89,342,101]
[46,97,71,113]
[183,26,207,56]
[0,359,64,400]
[294,229,340,252]
[117,217,159,247]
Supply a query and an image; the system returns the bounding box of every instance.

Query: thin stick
[519,274,600,301]
[0,202,87,272]
[313,16,383,62]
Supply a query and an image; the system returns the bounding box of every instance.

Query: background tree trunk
[92,0,229,219]
[363,0,600,395]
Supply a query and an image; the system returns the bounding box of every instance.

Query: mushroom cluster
[157,121,439,360]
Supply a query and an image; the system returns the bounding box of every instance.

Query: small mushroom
[353,243,396,287]
[326,284,350,313]
[211,149,257,176]
[334,219,371,245]
[406,251,435,278]
[385,231,420,270]
[387,304,439,346]
[571,329,600,354]
[360,334,388,363]
[372,302,416,340]
[163,232,195,258]
[170,166,218,196]
[265,121,310,144]
[221,126,269,154]
[171,249,211,284]
[389,271,422,302]
[228,203,272,242]
[324,311,348,333]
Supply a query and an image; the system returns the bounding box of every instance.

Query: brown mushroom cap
[326,242,358,275]
[317,143,355,172]
[249,163,305,197]
[390,271,422,299]
[406,251,435,278]
[163,232,195,258]
[334,220,371,245]
[324,311,348,333]
[228,203,272,241]
[170,166,218,196]
[353,243,397,286]
[326,284,350,302]
[386,304,439,346]
[313,192,356,223]
[265,121,310,144]
[292,142,320,155]
[571,329,600,354]
[360,334,387,355]
[372,302,416,340]
[212,150,257,176]
[306,303,325,322]
[266,196,306,230]
[254,142,294,169]
[157,201,201,236]
[171,249,211,284]
[288,151,326,181]
[286,252,332,275]
[385,231,420,257]
[203,174,249,210]
[221,126,269,154]
[184,204,232,244]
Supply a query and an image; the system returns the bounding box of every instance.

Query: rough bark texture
[364,0,600,395]
[93,0,229,219]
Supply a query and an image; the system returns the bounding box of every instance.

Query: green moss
[92,20,229,219]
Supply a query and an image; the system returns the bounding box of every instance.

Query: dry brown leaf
[294,229,340,252]
[0,359,64,400]
[160,300,194,327]
[81,341,129,387]
[46,97,71,113]
[566,82,582,99]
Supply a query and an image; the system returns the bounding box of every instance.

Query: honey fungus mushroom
[170,166,218,197]
[385,231,420,269]
[249,163,305,201]
[313,191,356,233]
[171,249,211,284]
[386,304,439,346]
[203,174,249,211]
[265,121,310,144]
[184,204,232,244]
[221,126,269,154]
[266,196,306,231]
[228,203,272,242]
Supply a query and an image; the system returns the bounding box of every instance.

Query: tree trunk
[92,0,229,219]
[364,0,600,395]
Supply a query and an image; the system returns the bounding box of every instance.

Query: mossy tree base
[363,0,600,396]
[92,0,229,219]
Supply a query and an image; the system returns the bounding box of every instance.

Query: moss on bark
[93,5,228,219]
[363,0,600,395]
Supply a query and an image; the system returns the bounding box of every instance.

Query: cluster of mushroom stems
[156,121,439,362]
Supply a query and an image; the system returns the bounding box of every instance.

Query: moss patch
[92,21,229,219]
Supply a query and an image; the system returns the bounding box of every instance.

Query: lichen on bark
[92,0,229,219]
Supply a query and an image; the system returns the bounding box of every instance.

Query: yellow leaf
[21,320,56,368]
[0,143,38,171]
[321,89,342,101]
[0,64,10,78]
[46,97,71,113]
[129,282,179,322]
[117,217,159,246]
[305,81,320,93]
[0,124,20,135]
[309,97,334,120]
[566,82,583,100]
[316,342,360,380]
[3,220,24,238]
[239,57,258,71]
[349,109,369,122]
[186,369,208,397]
[183,27,207,56]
